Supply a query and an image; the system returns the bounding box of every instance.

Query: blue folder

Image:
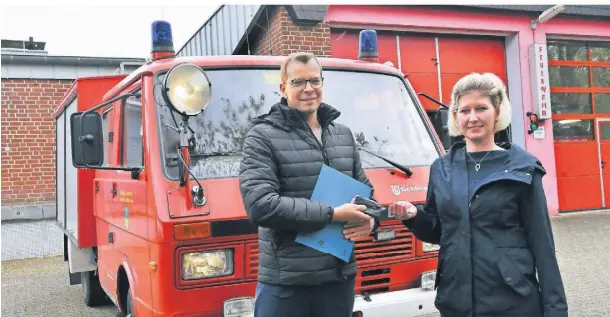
[295,165,372,262]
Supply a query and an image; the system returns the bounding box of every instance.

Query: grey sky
[2,5,219,58]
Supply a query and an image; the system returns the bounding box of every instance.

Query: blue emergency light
[152,20,175,53]
[358,29,379,60]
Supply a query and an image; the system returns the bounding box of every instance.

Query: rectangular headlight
[422,242,440,252]
[421,270,436,290]
[182,249,234,280]
[224,297,254,317]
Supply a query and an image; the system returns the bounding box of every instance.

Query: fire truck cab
[54,21,444,317]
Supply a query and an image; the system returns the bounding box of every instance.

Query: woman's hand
[343,218,375,241]
[389,201,418,220]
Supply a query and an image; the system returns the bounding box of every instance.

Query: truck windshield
[155,68,440,180]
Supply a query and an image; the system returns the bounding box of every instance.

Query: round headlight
[163,63,211,116]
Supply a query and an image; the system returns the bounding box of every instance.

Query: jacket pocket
[435,253,460,308]
[496,247,535,297]
[275,230,297,252]
[272,230,289,251]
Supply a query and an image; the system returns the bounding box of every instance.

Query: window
[593,67,610,87]
[156,69,440,180]
[590,43,610,62]
[600,122,610,140]
[547,42,588,61]
[550,93,592,114]
[122,93,143,167]
[548,66,590,87]
[596,94,610,113]
[548,40,610,141]
[552,119,594,141]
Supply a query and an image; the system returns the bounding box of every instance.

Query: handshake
[332,196,418,223]
[334,196,418,241]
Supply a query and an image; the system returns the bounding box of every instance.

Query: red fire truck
[54,21,445,317]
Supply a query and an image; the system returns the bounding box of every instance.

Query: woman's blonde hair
[447,72,512,137]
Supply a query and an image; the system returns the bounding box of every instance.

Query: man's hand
[332,203,371,223]
[343,218,375,241]
[388,201,418,220]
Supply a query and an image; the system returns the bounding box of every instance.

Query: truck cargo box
[54,75,126,248]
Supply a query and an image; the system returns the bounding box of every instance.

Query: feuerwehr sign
[529,43,552,120]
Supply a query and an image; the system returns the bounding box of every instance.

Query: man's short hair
[280,52,323,83]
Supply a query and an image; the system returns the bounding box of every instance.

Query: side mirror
[427,108,452,150]
[70,112,104,167]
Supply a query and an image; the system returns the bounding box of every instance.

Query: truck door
[112,88,148,239]
[96,85,151,306]
[112,86,152,311]
[95,102,121,297]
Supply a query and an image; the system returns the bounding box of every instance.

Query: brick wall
[252,6,332,57]
[1,79,73,206]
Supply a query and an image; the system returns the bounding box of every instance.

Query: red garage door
[548,40,610,211]
[331,31,507,111]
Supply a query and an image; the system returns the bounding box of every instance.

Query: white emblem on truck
[390,185,428,196]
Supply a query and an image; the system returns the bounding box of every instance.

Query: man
[239,52,378,317]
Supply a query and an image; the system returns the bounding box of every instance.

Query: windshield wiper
[165,151,241,167]
[417,92,449,109]
[190,151,241,158]
[358,147,413,177]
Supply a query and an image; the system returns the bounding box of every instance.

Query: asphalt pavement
[1,219,63,261]
[1,210,610,316]
[1,256,118,317]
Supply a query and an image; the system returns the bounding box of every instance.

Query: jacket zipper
[289,110,331,165]
[468,201,475,315]
[312,127,330,165]
[301,122,330,166]
[465,169,528,316]
[301,122,349,277]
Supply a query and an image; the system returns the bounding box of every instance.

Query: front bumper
[353,288,438,317]
[169,288,437,317]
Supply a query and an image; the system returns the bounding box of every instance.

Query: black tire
[81,270,111,307]
[125,287,135,317]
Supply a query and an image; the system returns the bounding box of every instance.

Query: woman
[391,73,568,317]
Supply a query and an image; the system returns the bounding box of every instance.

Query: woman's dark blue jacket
[403,142,568,317]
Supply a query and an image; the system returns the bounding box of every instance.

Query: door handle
[111,183,117,197]
[602,161,606,168]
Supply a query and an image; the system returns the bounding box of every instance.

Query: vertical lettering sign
[529,44,552,120]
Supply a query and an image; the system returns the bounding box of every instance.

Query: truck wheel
[81,270,110,307]
[125,286,135,317]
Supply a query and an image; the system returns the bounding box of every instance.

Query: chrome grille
[246,242,258,279]
[357,267,391,294]
[354,223,415,267]
[245,223,414,280]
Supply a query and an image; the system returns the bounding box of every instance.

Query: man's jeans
[254,277,356,317]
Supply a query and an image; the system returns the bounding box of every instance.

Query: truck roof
[53,55,403,117]
[53,74,128,117]
[103,55,403,103]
